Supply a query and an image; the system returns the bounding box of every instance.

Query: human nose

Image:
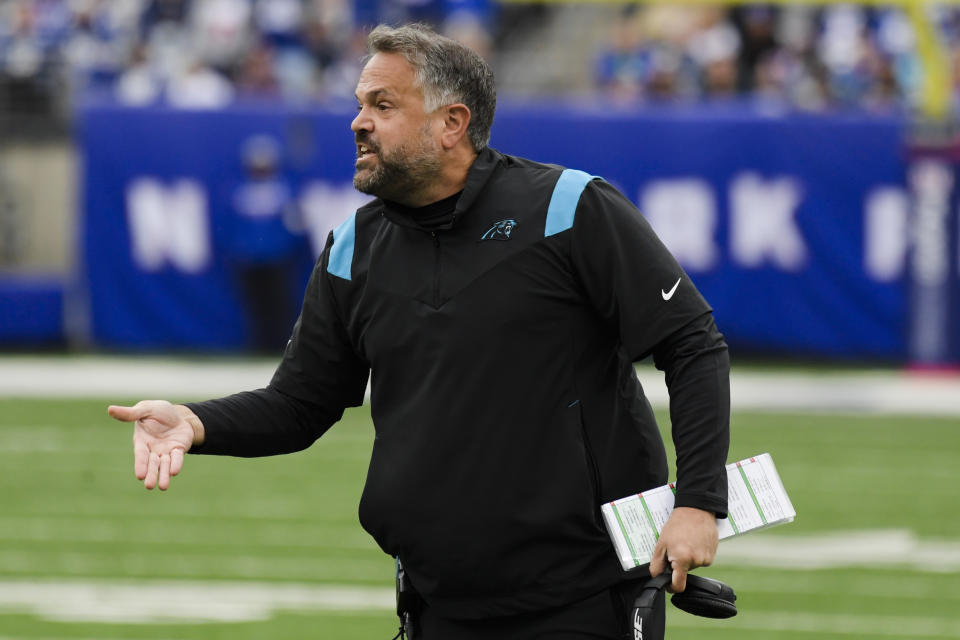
[351,106,371,134]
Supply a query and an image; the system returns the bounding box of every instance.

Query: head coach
[109,23,730,640]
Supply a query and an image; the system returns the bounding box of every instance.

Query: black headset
[630,573,737,639]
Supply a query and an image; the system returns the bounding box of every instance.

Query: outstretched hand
[648,506,718,593]
[107,401,202,491]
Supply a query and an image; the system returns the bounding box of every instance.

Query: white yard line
[0,530,958,624]
[673,611,960,638]
[2,356,960,415]
[0,356,277,400]
[0,579,395,623]
[716,528,960,573]
[727,371,960,416]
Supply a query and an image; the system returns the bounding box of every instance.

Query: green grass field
[1,396,958,639]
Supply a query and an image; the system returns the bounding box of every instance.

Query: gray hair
[366,23,496,152]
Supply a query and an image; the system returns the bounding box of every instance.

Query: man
[224,134,305,352]
[109,23,729,639]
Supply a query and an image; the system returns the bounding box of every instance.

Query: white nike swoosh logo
[662,277,681,301]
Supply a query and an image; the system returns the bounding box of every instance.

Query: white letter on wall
[730,173,806,271]
[864,187,909,282]
[126,178,210,273]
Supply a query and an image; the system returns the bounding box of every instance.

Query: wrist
[175,404,205,446]
[672,506,717,523]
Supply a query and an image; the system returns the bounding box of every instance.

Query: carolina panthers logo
[480,218,517,241]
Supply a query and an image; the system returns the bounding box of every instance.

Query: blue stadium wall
[30,98,956,359]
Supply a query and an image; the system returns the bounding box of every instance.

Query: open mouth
[357,143,377,161]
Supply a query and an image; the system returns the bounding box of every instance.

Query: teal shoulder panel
[544,169,598,237]
[327,212,357,280]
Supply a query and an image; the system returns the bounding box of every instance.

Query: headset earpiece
[670,575,737,619]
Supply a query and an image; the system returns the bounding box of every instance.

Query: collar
[379,147,502,231]
[383,190,462,230]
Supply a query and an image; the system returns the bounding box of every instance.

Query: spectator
[115,43,163,105]
[3,0,955,117]
[191,0,254,73]
[235,41,280,97]
[59,2,126,95]
[594,9,648,102]
[253,0,318,99]
[222,134,305,352]
[0,1,54,116]
[142,2,193,84]
[443,10,493,61]
[319,28,367,101]
[166,58,233,108]
[687,11,741,98]
[140,0,190,32]
[731,6,778,93]
[254,0,303,49]
[645,46,689,101]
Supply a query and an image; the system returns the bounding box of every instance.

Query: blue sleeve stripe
[327,212,357,280]
[544,169,597,237]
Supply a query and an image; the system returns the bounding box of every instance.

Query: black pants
[416,580,665,640]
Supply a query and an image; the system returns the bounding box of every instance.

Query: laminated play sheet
[602,453,795,571]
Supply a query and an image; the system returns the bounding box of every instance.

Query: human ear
[439,103,471,150]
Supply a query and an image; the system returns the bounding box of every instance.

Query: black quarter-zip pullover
[187,147,730,619]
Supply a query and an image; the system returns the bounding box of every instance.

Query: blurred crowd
[0,0,493,118]
[594,4,960,112]
[2,0,960,120]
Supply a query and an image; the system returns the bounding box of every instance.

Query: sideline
[1,355,959,415]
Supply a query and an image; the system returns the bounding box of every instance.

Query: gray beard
[353,137,442,204]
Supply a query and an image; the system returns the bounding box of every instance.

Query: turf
[1,397,958,638]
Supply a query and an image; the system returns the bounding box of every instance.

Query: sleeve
[570,180,730,516]
[187,234,370,457]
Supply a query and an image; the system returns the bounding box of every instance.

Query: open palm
[108,400,196,490]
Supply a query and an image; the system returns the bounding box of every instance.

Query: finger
[144,451,160,490]
[670,559,688,593]
[649,540,667,577]
[169,448,185,477]
[108,403,145,423]
[133,438,150,480]
[158,453,171,491]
